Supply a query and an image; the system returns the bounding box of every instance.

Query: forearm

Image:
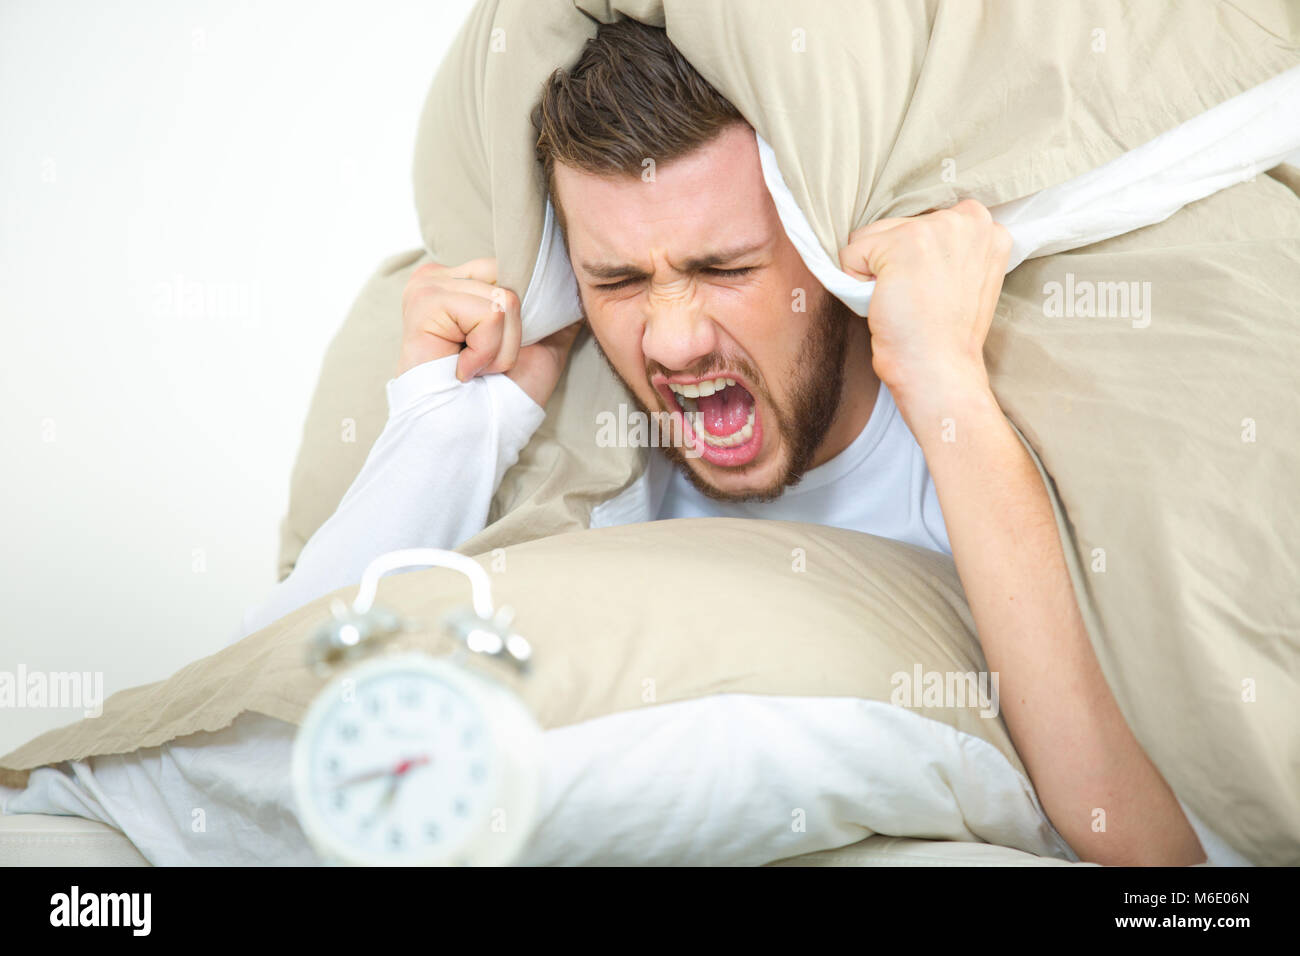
[235,357,545,640]
[904,381,1205,865]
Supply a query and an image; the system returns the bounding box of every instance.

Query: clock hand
[358,755,433,830]
[333,754,432,790]
[362,776,400,830]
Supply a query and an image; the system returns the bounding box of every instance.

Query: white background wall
[0,0,476,753]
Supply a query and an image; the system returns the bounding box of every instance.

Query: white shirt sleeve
[233,355,546,641]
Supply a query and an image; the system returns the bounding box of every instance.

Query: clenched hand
[399,257,582,407]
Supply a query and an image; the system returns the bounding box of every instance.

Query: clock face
[293,655,501,866]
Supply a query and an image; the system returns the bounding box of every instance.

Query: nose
[641,283,718,374]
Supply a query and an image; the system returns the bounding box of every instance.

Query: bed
[0,813,1090,867]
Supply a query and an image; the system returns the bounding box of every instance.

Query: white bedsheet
[5,695,1073,866]
[0,693,1252,865]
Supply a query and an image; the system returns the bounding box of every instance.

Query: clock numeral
[388,828,403,849]
[327,756,342,775]
[470,762,486,783]
[337,722,359,742]
[454,798,469,817]
[331,791,347,811]
[424,821,441,843]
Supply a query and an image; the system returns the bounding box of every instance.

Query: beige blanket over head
[4,0,1299,864]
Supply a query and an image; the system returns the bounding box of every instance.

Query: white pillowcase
[4,693,1074,865]
[520,64,1300,343]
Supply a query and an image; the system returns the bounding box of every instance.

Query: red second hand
[334,754,433,789]
[392,755,431,776]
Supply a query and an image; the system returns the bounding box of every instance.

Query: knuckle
[906,219,937,243]
[925,213,952,236]
[963,198,992,223]
[402,284,434,316]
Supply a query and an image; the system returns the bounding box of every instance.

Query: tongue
[696,384,754,437]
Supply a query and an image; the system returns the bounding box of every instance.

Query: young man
[245,21,1205,865]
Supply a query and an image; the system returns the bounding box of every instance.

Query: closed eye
[595,267,755,292]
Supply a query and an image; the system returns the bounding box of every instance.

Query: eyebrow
[579,240,767,282]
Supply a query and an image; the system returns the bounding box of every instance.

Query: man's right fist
[399,257,522,379]
[398,257,582,408]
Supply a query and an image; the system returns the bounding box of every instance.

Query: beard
[592,286,854,503]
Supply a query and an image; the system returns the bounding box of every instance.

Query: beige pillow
[3,517,1019,780]
[5,518,1079,863]
[282,0,1299,575]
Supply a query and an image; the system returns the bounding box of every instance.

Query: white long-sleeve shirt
[237,357,546,637]
[237,356,949,639]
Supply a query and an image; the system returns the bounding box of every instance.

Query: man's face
[554,121,874,501]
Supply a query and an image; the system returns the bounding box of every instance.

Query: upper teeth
[668,377,735,399]
[666,377,755,448]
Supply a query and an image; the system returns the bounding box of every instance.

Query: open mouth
[660,375,763,467]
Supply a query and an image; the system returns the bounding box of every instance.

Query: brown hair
[531,18,745,232]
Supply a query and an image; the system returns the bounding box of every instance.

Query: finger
[839,228,901,281]
[842,218,914,279]
[839,237,873,280]
[482,288,523,374]
[405,274,501,309]
[404,256,493,294]
[404,287,493,340]
[952,198,992,223]
[410,259,449,281]
[444,257,498,285]
[846,217,911,244]
[447,294,507,381]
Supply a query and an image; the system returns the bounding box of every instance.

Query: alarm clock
[291,548,543,866]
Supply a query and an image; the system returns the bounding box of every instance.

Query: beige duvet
[3,0,1299,865]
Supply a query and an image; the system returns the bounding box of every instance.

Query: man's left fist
[838,199,1012,410]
